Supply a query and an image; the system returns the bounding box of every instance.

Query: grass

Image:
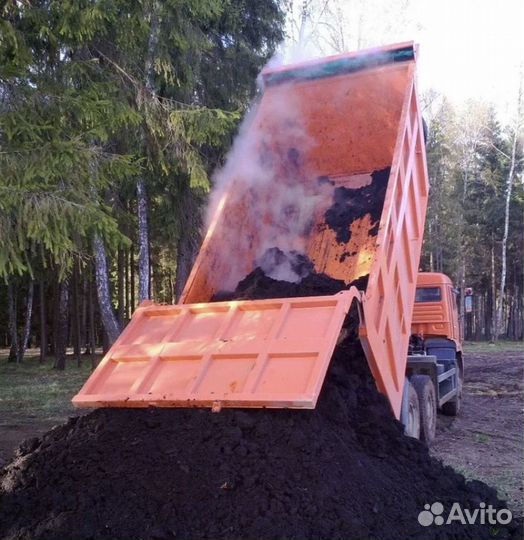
[0,349,100,427]
[463,340,524,354]
[0,341,520,428]
[474,432,491,444]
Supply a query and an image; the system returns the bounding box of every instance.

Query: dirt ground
[0,345,522,520]
[431,346,523,517]
[0,350,93,469]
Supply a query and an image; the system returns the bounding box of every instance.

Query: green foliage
[0,51,140,277]
[0,18,31,79]
[422,91,523,338]
[0,0,284,293]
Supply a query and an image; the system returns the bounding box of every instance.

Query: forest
[1,0,522,370]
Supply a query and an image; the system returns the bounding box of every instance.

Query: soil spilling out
[324,167,390,244]
[0,263,520,540]
[213,248,368,302]
[255,247,314,283]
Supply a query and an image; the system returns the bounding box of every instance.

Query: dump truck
[73,42,462,445]
[408,272,463,441]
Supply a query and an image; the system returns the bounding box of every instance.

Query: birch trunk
[137,177,150,302]
[93,233,121,344]
[137,1,162,303]
[458,258,465,342]
[496,121,519,338]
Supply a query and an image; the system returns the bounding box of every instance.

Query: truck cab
[412,272,461,350]
[402,272,464,443]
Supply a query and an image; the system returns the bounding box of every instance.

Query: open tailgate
[73,290,359,409]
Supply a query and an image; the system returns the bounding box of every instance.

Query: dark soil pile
[0,269,520,540]
[212,248,368,301]
[324,167,390,243]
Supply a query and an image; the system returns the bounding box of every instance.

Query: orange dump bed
[74,42,429,418]
[181,43,418,302]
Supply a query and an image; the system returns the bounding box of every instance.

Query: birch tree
[496,79,523,339]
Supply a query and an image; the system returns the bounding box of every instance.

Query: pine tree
[0,0,285,362]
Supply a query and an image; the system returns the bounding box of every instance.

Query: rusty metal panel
[73,290,359,409]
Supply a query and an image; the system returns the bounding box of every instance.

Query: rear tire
[404,381,420,440]
[412,375,437,444]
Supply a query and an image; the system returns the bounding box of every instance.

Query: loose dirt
[0,270,521,540]
[212,248,368,301]
[431,348,524,517]
[324,167,389,243]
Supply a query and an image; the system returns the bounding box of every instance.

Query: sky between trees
[283,0,524,122]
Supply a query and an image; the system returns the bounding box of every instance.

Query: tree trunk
[169,273,175,304]
[39,278,47,363]
[130,244,135,313]
[484,292,491,341]
[517,284,524,340]
[50,278,58,357]
[137,178,150,303]
[176,233,200,301]
[458,259,465,342]
[136,1,162,304]
[145,1,162,92]
[54,280,69,370]
[428,221,434,272]
[17,279,34,363]
[474,293,482,340]
[496,123,519,339]
[507,294,514,339]
[175,188,203,300]
[117,247,125,325]
[124,248,130,320]
[297,0,308,47]
[88,263,97,369]
[72,262,82,366]
[491,237,497,342]
[93,233,121,344]
[7,281,18,363]
[102,330,109,355]
[81,271,89,353]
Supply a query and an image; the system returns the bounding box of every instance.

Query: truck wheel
[404,381,420,439]
[442,365,463,416]
[412,375,437,444]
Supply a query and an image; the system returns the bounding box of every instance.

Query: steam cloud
[206,55,333,286]
[256,247,314,284]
